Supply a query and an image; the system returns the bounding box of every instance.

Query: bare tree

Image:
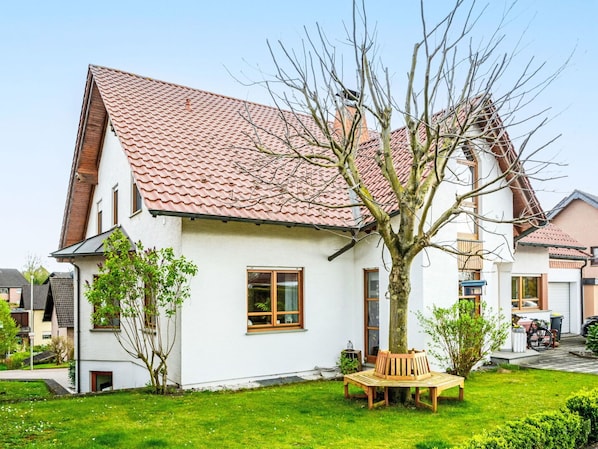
[242,0,564,354]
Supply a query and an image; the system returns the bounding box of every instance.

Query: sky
[0,0,596,273]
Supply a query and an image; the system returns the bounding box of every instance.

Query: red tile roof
[90,66,355,229]
[518,223,589,261]
[57,65,545,248]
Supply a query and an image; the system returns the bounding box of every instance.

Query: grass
[0,367,597,448]
[0,380,51,402]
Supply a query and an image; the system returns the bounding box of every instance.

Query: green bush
[338,352,359,374]
[5,351,31,370]
[416,300,509,378]
[456,409,589,449]
[566,389,598,442]
[586,325,598,355]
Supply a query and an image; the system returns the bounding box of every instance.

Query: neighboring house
[19,284,52,346]
[53,66,544,393]
[513,223,588,334]
[43,272,74,343]
[0,268,26,308]
[548,190,598,318]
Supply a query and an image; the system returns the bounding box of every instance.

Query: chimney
[333,89,369,145]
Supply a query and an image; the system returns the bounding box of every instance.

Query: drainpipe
[73,263,81,394]
[580,258,588,326]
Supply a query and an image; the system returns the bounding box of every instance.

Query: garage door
[549,282,570,334]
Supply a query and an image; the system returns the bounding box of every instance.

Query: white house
[53,66,545,393]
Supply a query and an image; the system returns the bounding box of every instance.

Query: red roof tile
[90,65,355,229]
[58,66,544,248]
[518,223,586,250]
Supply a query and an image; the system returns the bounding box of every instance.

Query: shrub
[416,300,509,378]
[5,351,31,370]
[49,337,73,364]
[456,409,589,449]
[68,359,76,387]
[586,325,598,355]
[338,352,359,374]
[566,389,598,442]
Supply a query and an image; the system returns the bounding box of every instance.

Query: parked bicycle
[526,319,554,350]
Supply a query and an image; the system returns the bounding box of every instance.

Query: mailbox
[460,279,486,296]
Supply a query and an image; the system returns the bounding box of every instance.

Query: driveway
[0,367,73,395]
[520,334,598,375]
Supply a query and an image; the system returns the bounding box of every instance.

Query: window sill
[90,328,121,333]
[129,209,142,218]
[246,328,307,336]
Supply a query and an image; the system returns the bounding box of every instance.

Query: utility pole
[29,274,33,371]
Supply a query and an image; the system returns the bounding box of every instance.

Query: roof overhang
[51,227,134,261]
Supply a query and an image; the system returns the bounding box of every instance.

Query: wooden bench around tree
[343,350,464,412]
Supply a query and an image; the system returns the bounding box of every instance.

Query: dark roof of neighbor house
[517,223,588,260]
[547,190,598,220]
[44,275,74,328]
[21,284,50,310]
[57,65,544,251]
[0,268,27,287]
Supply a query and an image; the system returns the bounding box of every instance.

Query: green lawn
[0,380,51,402]
[1,367,597,448]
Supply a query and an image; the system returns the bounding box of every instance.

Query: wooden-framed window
[91,276,120,329]
[459,270,482,314]
[91,371,113,392]
[144,288,157,329]
[511,274,547,310]
[247,269,303,331]
[132,181,142,214]
[96,200,103,234]
[591,247,598,266]
[112,186,119,226]
[456,145,479,239]
[364,269,379,364]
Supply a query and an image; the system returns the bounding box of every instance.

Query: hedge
[453,388,598,449]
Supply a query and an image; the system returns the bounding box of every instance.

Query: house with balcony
[53,65,544,393]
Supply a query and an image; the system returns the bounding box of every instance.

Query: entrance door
[364,270,379,364]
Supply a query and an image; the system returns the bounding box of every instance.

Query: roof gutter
[149,209,360,233]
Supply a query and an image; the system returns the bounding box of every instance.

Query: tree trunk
[388,256,411,354]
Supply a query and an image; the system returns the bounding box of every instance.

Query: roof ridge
[89,64,313,120]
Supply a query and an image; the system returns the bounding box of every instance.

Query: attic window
[132,181,142,214]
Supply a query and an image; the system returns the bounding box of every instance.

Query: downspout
[580,258,588,325]
[73,262,81,394]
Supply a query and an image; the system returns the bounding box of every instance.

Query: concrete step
[490,349,541,366]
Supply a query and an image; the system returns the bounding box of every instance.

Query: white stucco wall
[73,122,524,390]
[73,126,184,392]
[179,219,357,388]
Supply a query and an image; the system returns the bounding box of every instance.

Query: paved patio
[519,334,598,375]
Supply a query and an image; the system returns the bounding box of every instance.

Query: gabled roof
[58,66,544,250]
[44,274,74,328]
[21,284,50,310]
[548,190,598,220]
[0,268,27,287]
[517,223,588,261]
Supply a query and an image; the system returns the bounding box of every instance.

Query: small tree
[0,300,18,358]
[85,229,198,394]
[22,254,49,285]
[416,300,509,378]
[49,336,73,364]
